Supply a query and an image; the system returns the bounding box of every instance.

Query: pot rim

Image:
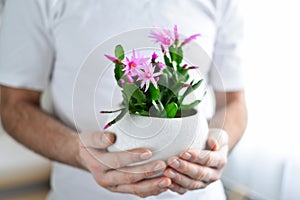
[128,108,198,120]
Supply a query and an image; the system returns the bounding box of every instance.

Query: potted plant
[101,25,208,162]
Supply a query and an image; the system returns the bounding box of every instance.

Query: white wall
[242,0,300,157]
[223,1,300,199]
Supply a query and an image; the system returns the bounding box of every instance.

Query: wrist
[71,133,89,171]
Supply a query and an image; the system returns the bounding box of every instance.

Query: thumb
[80,131,116,149]
[207,137,219,151]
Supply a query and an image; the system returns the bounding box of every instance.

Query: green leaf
[164,55,172,67]
[158,74,168,87]
[166,102,178,118]
[180,100,201,110]
[100,108,125,114]
[122,83,146,105]
[169,45,177,62]
[114,44,125,60]
[169,46,183,64]
[152,100,161,112]
[192,79,203,91]
[176,47,183,64]
[114,63,124,86]
[149,84,160,101]
[179,79,203,104]
[171,82,185,94]
[104,108,127,129]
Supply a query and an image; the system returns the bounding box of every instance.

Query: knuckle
[131,185,141,197]
[110,154,122,169]
[205,153,214,166]
[219,158,228,168]
[152,189,164,196]
[201,183,207,189]
[96,178,109,188]
[143,169,156,177]
[89,162,100,172]
[152,192,161,196]
[178,160,189,173]
[124,173,138,184]
[178,189,187,195]
[211,172,221,182]
[136,193,144,198]
[138,194,147,198]
[197,151,208,162]
[196,168,206,181]
[188,182,199,190]
[175,173,183,182]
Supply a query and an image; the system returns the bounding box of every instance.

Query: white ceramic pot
[107,109,208,163]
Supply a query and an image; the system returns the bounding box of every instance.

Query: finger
[109,177,171,198]
[79,131,116,149]
[207,137,219,151]
[206,137,229,154]
[164,168,207,190]
[169,183,188,194]
[179,149,227,169]
[102,160,167,186]
[166,157,221,183]
[90,148,153,170]
[207,128,229,150]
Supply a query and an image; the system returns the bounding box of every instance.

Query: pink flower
[188,66,199,69]
[126,74,134,83]
[137,63,162,92]
[181,34,201,46]
[103,123,111,130]
[149,28,174,47]
[184,83,190,87]
[157,62,166,70]
[105,54,119,63]
[160,44,166,54]
[174,25,179,42]
[151,52,158,61]
[124,49,149,77]
[120,79,126,85]
[182,64,188,69]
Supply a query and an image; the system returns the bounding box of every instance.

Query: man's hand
[164,129,228,194]
[77,131,172,198]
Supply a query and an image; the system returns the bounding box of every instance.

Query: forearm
[1,100,82,168]
[209,91,247,151]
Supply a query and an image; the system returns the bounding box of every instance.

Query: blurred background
[0,0,300,200]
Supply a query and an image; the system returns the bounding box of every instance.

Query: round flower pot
[107,109,208,163]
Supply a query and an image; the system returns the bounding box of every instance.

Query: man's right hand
[76,131,171,198]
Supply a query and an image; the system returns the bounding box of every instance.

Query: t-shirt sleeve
[209,0,245,91]
[0,0,54,91]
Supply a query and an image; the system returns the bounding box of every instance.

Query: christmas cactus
[101,25,205,129]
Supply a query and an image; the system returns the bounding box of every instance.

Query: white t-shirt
[0,0,244,199]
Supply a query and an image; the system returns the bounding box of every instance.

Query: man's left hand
[164,129,229,194]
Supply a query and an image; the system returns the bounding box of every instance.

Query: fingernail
[167,170,176,178]
[158,180,168,188]
[140,152,152,160]
[179,187,187,194]
[171,160,180,168]
[195,182,202,189]
[153,163,164,171]
[160,188,167,193]
[182,152,192,160]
